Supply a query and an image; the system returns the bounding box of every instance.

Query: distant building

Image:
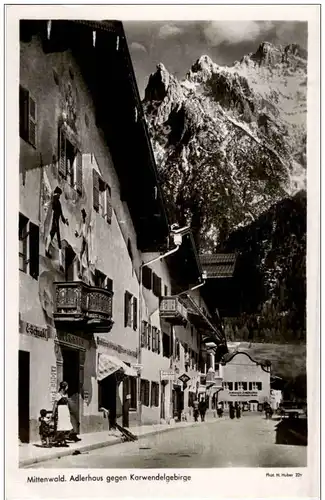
[218,351,271,412]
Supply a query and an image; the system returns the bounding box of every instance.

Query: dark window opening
[129,377,137,410]
[140,379,150,407]
[151,382,159,407]
[142,266,152,290]
[19,85,37,147]
[163,333,170,358]
[124,291,132,327]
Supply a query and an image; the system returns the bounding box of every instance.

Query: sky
[123,21,308,98]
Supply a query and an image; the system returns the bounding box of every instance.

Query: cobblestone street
[29,415,307,469]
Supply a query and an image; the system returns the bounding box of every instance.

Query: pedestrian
[45,186,69,269]
[52,381,73,447]
[217,402,223,418]
[229,402,235,419]
[199,398,207,422]
[235,402,241,419]
[75,208,90,279]
[38,409,52,447]
[193,399,199,422]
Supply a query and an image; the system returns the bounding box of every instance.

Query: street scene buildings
[18,18,307,469]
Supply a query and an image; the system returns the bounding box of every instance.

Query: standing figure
[193,399,199,422]
[52,381,73,447]
[235,402,241,419]
[217,402,223,418]
[199,398,207,422]
[229,402,235,419]
[38,409,52,447]
[75,208,89,280]
[45,186,69,269]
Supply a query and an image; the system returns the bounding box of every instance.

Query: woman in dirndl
[52,381,73,447]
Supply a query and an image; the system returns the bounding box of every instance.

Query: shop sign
[21,321,48,340]
[56,332,88,349]
[160,370,175,381]
[96,336,137,358]
[178,373,191,384]
[229,391,258,397]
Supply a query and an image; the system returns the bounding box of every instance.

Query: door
[62,347,80,433]
[19,350,30,443]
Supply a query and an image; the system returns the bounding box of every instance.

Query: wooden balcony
[54,281,114,332]
[159,296,188,326]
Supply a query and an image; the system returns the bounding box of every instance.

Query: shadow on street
[275,418,307,446]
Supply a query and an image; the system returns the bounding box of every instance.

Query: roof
[200,253,237,278]
[221,351,271,371]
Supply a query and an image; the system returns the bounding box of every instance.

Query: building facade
[18,19,225,444]
[218,352,271,412]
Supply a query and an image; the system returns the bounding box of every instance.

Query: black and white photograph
[5,4,320,499]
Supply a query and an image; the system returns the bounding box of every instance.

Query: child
[39,409,52,447]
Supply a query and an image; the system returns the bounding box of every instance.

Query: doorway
[98,373,117,429]
[61,347,80,433]
[250,400,258,412]
[19,350,30,443]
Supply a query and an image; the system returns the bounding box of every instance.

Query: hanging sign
[160,370,175,381]
[178,373,191,384]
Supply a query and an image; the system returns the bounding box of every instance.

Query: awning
[97,353,137,381]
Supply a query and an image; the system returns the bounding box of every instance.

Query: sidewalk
[19,415,222,468]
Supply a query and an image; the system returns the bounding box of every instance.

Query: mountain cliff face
[143,42,307,251]
[143,42,307,360]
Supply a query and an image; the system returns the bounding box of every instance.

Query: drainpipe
[137,231,186,424]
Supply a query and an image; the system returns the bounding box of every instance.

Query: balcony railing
[159,296,188,325]
[54,281,113,332]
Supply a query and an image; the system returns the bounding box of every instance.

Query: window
[129,377,137,410]
[152,273,162,297]
[19,213,39,279]
[164,285,168,296]
[151,382,159,407]
[124,291,132,327]
[162,332,170,358]
[58,128,82,194]
[242,382,248,391]
[140,379,150,407]
[92,169,111,223]
[142,266,152,290]
[257,382,262,391]
[19,85,37,147]
[127,239,133,264]
[94,269,107,288]
[65,245,77,282]
[224,382,233,391]
[249,382,259,390]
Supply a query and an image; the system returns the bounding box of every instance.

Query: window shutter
[28,95,37,147]
[142,266,152,290]
[76,150,83,194]
[29,222,39,279]
[106,185,112,224]
[19,86,29,141]
[157,330,161,354]
[133,297,138,331]
[93,169,100,211]
[141,321,146,348]
[124,291,129,327]
[249,382,252,391]
[147,325,151,350]
[58,128,66,177]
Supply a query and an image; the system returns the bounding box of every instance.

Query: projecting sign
[160,370,175,381]
[178,373,191,384]
[229,391,258,397]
